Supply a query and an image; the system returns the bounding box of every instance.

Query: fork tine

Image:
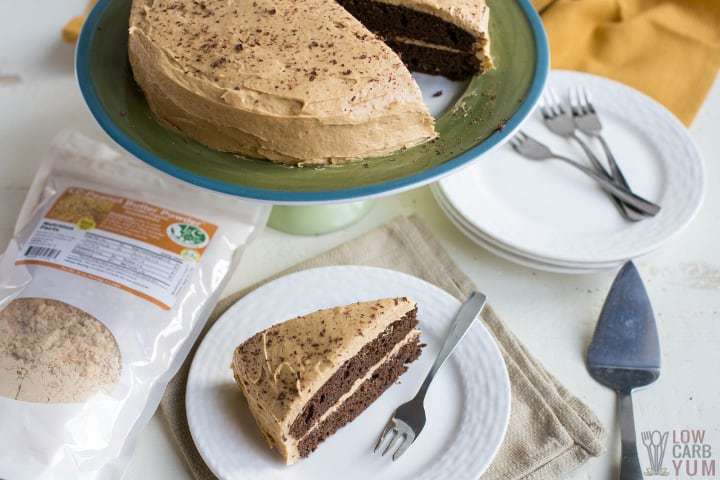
[582,87,596,113]
[549,88,565,114]
[538,96,551,119]
[518,130,529,141]
[374,420,395,453]
[381,429,401,456]
[569,87,580,115]
[542,91,557,116]
[575,86,588,114]
[392,433,411,461]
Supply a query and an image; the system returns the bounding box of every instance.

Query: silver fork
[510,132,660,216]
[374,291,487,461]
[570,87,649,218]
[540,89,645,221]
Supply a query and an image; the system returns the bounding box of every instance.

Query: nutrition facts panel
[16,219,196,309]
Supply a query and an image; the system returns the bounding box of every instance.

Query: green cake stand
[76,0,548,235]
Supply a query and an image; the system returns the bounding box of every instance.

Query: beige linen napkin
[160,215,606,479]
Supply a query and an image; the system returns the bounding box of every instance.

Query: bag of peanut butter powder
[0,131,269,479]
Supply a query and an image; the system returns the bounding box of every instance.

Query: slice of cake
[231,297,422,464]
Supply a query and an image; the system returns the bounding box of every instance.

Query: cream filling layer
[389,35,490,65]
[390,35,466,54]
[284,329,421,463]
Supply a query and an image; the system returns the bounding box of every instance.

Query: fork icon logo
[642,430,670,476]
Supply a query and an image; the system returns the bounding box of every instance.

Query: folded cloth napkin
[532,0,720,125]
[160,215,606,479]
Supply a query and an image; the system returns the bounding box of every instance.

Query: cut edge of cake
[337,0,492,80]
[231,297,423,464]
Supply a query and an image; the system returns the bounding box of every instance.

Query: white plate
[432,188,613,274]
[438,70,705,265]
[432,186,622,273]
[187,266,510,480]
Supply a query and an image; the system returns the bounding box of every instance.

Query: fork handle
[619,390,644,480]
[595,135,647,221]
[571,132,612,178]
[597,135,632,190]
[572,133,645,221]
[555,155,661,216]
[416,291,487,400]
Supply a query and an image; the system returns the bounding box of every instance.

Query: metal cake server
[587,261,661,480]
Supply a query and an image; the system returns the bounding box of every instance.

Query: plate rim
[432,186,615,274]
[438,69,707,264]
[186,265,511,480]
[75,0,549,205]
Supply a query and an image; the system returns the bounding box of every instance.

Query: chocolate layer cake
[231,297,422,464]
[128,0,491,165]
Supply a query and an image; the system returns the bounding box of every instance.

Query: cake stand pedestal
[268,200,375,235]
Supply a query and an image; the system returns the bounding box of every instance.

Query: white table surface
[1,2,719,479]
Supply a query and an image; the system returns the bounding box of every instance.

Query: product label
[15,187,218,310]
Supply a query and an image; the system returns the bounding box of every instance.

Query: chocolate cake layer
[297,338,423,458]
[337,0,477,51]
[289,308,418,439]
[385,39,482,80]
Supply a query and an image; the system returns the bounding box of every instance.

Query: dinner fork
[540,89,645,221]
[510,132,660,216]
[570,87,646,215]
[374,291,487,461]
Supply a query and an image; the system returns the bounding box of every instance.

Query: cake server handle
[416,291,487,401]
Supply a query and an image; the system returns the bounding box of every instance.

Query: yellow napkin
[61,0,96,43]
[532,0,720,125]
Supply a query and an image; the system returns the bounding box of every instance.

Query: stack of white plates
[433,71,705,274]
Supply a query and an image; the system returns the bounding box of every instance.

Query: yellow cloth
[61,0,96,43]
[532,0,720,125]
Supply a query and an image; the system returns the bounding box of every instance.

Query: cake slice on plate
[231,297,422,464]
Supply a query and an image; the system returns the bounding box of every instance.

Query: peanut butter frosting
[128,0,438,165]
[231,297,418,463]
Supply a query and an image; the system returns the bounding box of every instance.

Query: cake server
[587,261,661,479]
[374,290,487,461]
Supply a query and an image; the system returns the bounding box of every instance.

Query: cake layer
[336,0,491,79]
[337,0,477,51]
[386,38,483,80]
[298,335,422,458]
[290,308,418,439]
